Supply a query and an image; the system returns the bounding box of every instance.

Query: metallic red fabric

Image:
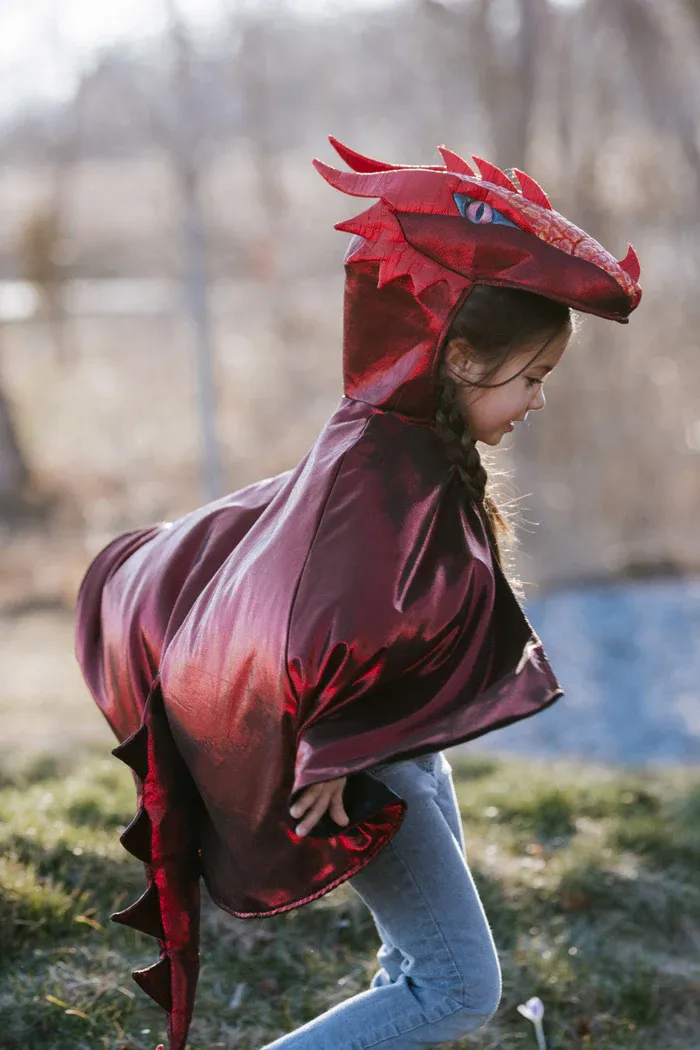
[75,139,642,1048]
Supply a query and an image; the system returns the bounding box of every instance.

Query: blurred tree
[422,0,547,170]
[122,0,223,502]
[18,206,68,365]
[19,3,91,368]
[164,0,223,502]
[0,363,44,527]
[604,0,700,200]
[230,3,311,377]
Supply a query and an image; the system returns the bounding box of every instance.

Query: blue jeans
[262,752,501,1048]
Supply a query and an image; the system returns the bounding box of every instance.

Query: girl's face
[444,324,571,447]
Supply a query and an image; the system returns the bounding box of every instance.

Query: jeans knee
[469,974,502,1021]
[451,950,502,1019]
[411,954,501,1036]
[416,986,501,1043]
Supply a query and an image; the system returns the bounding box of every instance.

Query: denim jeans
[262,752,501,1049]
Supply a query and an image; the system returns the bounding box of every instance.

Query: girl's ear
[443,338,482,385]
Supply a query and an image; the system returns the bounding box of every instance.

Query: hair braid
[431,285,573,584]
[433,367,512,566]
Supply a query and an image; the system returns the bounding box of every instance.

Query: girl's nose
[530,387,546,411]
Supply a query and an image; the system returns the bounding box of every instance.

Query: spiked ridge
[111,683,202,1050]
[619,243,641,283]
[511,168,552,210]
[471,155,520,193]
[437,146,476,178]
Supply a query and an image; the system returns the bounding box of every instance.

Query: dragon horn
[328,135,444,173]
[313,158,447,200]
[618,243,641,282]
[438,147,476,178]
[471,156,519,193]
[511,168,553,210]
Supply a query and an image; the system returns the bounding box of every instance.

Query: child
[75,138,641,1050]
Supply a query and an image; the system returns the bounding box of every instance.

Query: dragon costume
[75,137,641,1049]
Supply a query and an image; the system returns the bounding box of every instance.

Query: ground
[1,750,699,1050]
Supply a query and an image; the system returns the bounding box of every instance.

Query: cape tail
[111,681,202,1050]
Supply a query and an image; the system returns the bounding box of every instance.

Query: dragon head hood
[314,137,642,423]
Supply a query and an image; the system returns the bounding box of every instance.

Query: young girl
[75,138,641,1050]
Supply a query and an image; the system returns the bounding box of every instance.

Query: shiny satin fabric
[77,396,562,917]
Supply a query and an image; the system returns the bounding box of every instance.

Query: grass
[1,752,699,1050]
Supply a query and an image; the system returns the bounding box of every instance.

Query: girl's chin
[477,422,515,446]
[478,432,507,447]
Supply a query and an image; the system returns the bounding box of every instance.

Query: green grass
[1,753,699,1050]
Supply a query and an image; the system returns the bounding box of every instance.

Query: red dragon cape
[75,137,641,1049]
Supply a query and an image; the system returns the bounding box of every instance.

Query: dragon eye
[466,200,493,224]
[454,193,519,229]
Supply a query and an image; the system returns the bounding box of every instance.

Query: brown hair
[434,285,572,567]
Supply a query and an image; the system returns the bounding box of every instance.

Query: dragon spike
[438,146,476,178]
[471,156,519,193]
[112,724,149,781]
[328,136,444,173]
[119,807,152,863]
[112,883,164,939]
[618,243,641,282]
[132,956,172,1013]
[512,168,553,210]
[335,214,384,238]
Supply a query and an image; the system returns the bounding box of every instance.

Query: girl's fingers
[290,778,349,836]
[329,788,350,827]
[295,792,332,837]
[289,784,322,820]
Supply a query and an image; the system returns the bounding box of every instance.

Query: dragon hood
[320,137,641,421]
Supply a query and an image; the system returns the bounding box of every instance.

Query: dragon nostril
[466,200,494,224]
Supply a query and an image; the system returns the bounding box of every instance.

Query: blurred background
[1,0,699,767]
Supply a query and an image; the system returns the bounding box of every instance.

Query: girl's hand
[289,777,349,838]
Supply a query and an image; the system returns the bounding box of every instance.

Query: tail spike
[111,684,203,1049]
[112,724,149,781]
[132,956,173,1013]
[119,807,152,864]
[438,146,476,178]
[511,167,552,210]
[471,156,519,193]
[112,883,164,939]
[618,243,641,282]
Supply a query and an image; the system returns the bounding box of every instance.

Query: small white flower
[517,996,547,1049]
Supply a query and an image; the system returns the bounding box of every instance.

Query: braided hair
[434,286,572,566]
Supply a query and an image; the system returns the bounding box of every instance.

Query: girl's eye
[526,377,544,387]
